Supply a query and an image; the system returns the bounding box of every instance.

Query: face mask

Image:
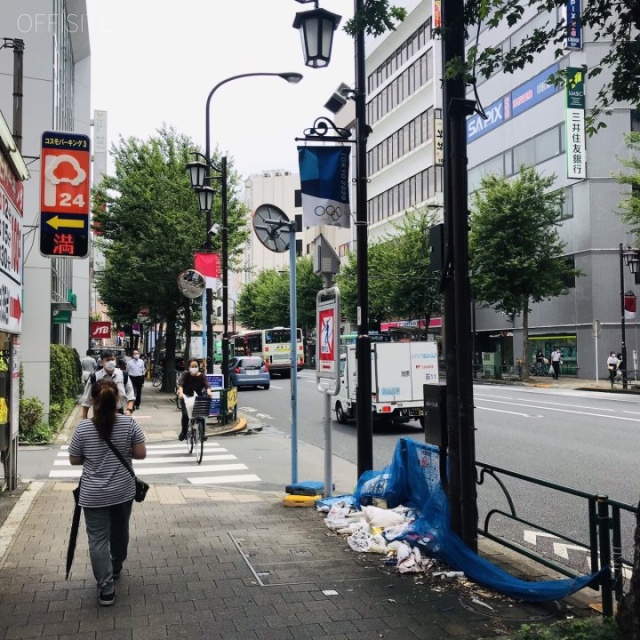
[104,361,116,372]
[133,354,139,359]
[189,367,199,375]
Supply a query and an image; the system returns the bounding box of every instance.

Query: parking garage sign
[40,131,90,258]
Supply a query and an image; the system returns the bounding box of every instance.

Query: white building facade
[0,0,91,417]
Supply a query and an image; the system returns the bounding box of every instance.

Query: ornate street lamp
[619,244,640,389]
[292,1,341,68]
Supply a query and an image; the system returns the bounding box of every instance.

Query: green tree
[469,167,579,381]
[615,132,640,236]
[337,210,440,333]
[93,126,248,390]
[235,257,322,333]
[350,1,640,131]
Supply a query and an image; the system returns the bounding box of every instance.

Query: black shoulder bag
[104,436,150,503]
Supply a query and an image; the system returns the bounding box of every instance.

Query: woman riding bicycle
[177,359,212,441]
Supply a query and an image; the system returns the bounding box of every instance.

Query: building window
[561,256,576,289]
[560,187,574,220]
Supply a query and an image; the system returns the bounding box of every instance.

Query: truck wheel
[335,402,348,424]
[419,416,426,430]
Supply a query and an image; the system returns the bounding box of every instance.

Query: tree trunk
[521,301,530,381]
[162,315,177,393]
[617,497,640,640]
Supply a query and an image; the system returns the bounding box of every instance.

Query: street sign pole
[593,320,601,384]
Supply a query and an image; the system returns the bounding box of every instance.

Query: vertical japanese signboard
[433,113,444,166]
[40,131,90,258]
[0,151,23,334]
[565,68,586,180]
[565,0,582,49]
[316,296,339,380]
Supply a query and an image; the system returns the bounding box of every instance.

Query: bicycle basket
[191,396,212,418]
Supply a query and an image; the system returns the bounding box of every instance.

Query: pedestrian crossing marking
[188,475,262,484]
[49,463,249,478]
[53,454,238,465]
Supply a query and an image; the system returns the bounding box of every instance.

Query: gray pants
[83,500,133,593]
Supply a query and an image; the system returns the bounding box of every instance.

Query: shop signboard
[40,131,90,258]
[0,151,23,334]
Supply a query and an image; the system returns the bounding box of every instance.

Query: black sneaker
[98,588,116,606]
[178,431,186,441]
[112,569,121,580]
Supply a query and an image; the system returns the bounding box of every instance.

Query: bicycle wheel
[152,370,162,387]
[187,420,195,454]
[196,418,204,464]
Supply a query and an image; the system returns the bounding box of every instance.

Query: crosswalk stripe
[56,447,228,458]
[60,442,223,450]
[188,474,261,484]
[53,454,238,466]
[49,463,249,479]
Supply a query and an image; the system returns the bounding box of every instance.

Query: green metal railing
[476,461,638,616]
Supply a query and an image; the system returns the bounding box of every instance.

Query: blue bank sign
[467,64,560,142]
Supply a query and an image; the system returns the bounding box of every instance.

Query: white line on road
[49,463,249,478]
[520,399,615,411]
[478,398,640,422]
[474,394,513,400]
[476,406,542,418]
[523,530,558,544]
[188,474,261,484]
[60,443,224,451]
[53,454,238,466]
[553,542,590,559]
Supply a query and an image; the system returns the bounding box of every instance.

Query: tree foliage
[235,257,322,332]
[469,167,579,379]
[615,132,640,238]
[93,126,249,390]
[337,210,441,332]
[358,0,640,132]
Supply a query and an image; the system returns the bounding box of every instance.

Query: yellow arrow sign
[45,215,86,231]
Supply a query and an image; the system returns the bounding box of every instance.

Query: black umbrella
[66,485,82,580]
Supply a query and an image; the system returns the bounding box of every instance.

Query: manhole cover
[290,549,313,557]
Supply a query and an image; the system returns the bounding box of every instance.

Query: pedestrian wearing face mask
[81,350,136,419]
[176,359,212,441]
[126,350,146,411]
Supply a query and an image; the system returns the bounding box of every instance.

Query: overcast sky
[88,1,356,180]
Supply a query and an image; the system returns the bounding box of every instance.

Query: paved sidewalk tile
[0,481,594,640]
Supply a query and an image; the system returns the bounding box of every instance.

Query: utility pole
[441,0,478,550]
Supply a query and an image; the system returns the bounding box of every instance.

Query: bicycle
[151,366,163,387]
[530,361,550,376]
[186,395,211,464]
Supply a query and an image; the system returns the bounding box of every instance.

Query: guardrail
[476,461,638,616]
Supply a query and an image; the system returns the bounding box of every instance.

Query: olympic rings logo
[314,205,343,221]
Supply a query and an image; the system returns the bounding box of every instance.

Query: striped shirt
[69,415,146,508]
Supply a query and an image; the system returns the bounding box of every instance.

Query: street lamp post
[186,71,303,408]
[293,0,373,478]
[619,243,640,389]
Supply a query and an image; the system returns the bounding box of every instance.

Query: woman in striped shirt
[69,378,146,606]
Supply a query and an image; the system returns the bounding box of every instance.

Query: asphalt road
[240,371,640,571]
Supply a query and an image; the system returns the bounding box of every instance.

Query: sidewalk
[0,480,598,640]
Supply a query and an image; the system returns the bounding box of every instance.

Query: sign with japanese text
[565,68,586,180]
[316,296,339,379]
[0,151,23,334]
[565,0,582,49]
[90,321,111,339]
[433,115,444,165]
[40,131,90,258]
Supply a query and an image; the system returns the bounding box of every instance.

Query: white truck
[334,341,439,427]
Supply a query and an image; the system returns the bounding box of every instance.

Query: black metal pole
[620,243,628,389]
[12,38,24,153]
[443,0,478,550]
[221,156,230,423]
[353,0,373,478]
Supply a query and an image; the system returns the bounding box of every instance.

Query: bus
[339,332,391,352]
[233,327,304,375]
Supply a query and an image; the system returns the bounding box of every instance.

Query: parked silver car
[229,356,270,390]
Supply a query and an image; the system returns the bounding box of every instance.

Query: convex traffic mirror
[177,269,206,299]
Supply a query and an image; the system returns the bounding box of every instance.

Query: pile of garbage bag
[317,438,601,602]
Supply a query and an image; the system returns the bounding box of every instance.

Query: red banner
[194,253,221,278]
[90,321,111,339]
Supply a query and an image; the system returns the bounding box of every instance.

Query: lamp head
[195,186,215,213]
[293,7,342,69]
[186,160,207,189]
[279,72,304,84]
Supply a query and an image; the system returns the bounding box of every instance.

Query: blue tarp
[352,438,601,603]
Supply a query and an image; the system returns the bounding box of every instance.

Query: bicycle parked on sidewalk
[151,365,163,387]
[530,361,551,377]
[186,395,211,464]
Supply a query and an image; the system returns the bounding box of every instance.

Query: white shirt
[551,350,562,362]
[126,357,146,377]
[80,368,135,412]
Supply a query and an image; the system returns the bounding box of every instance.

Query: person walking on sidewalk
[550,347,562,380]
[81,349,97,384]
[68,378,147,606]
[176,359,212,441]
[126,349,146,410]
[607,351,620,388]
[80,350,135,419]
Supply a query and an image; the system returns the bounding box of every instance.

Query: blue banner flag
[297,146,351,229]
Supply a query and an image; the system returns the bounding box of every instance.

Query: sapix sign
[466,97,508,142]
[90,321,111,339]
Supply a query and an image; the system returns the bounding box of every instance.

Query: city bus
[233,327,304,375]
